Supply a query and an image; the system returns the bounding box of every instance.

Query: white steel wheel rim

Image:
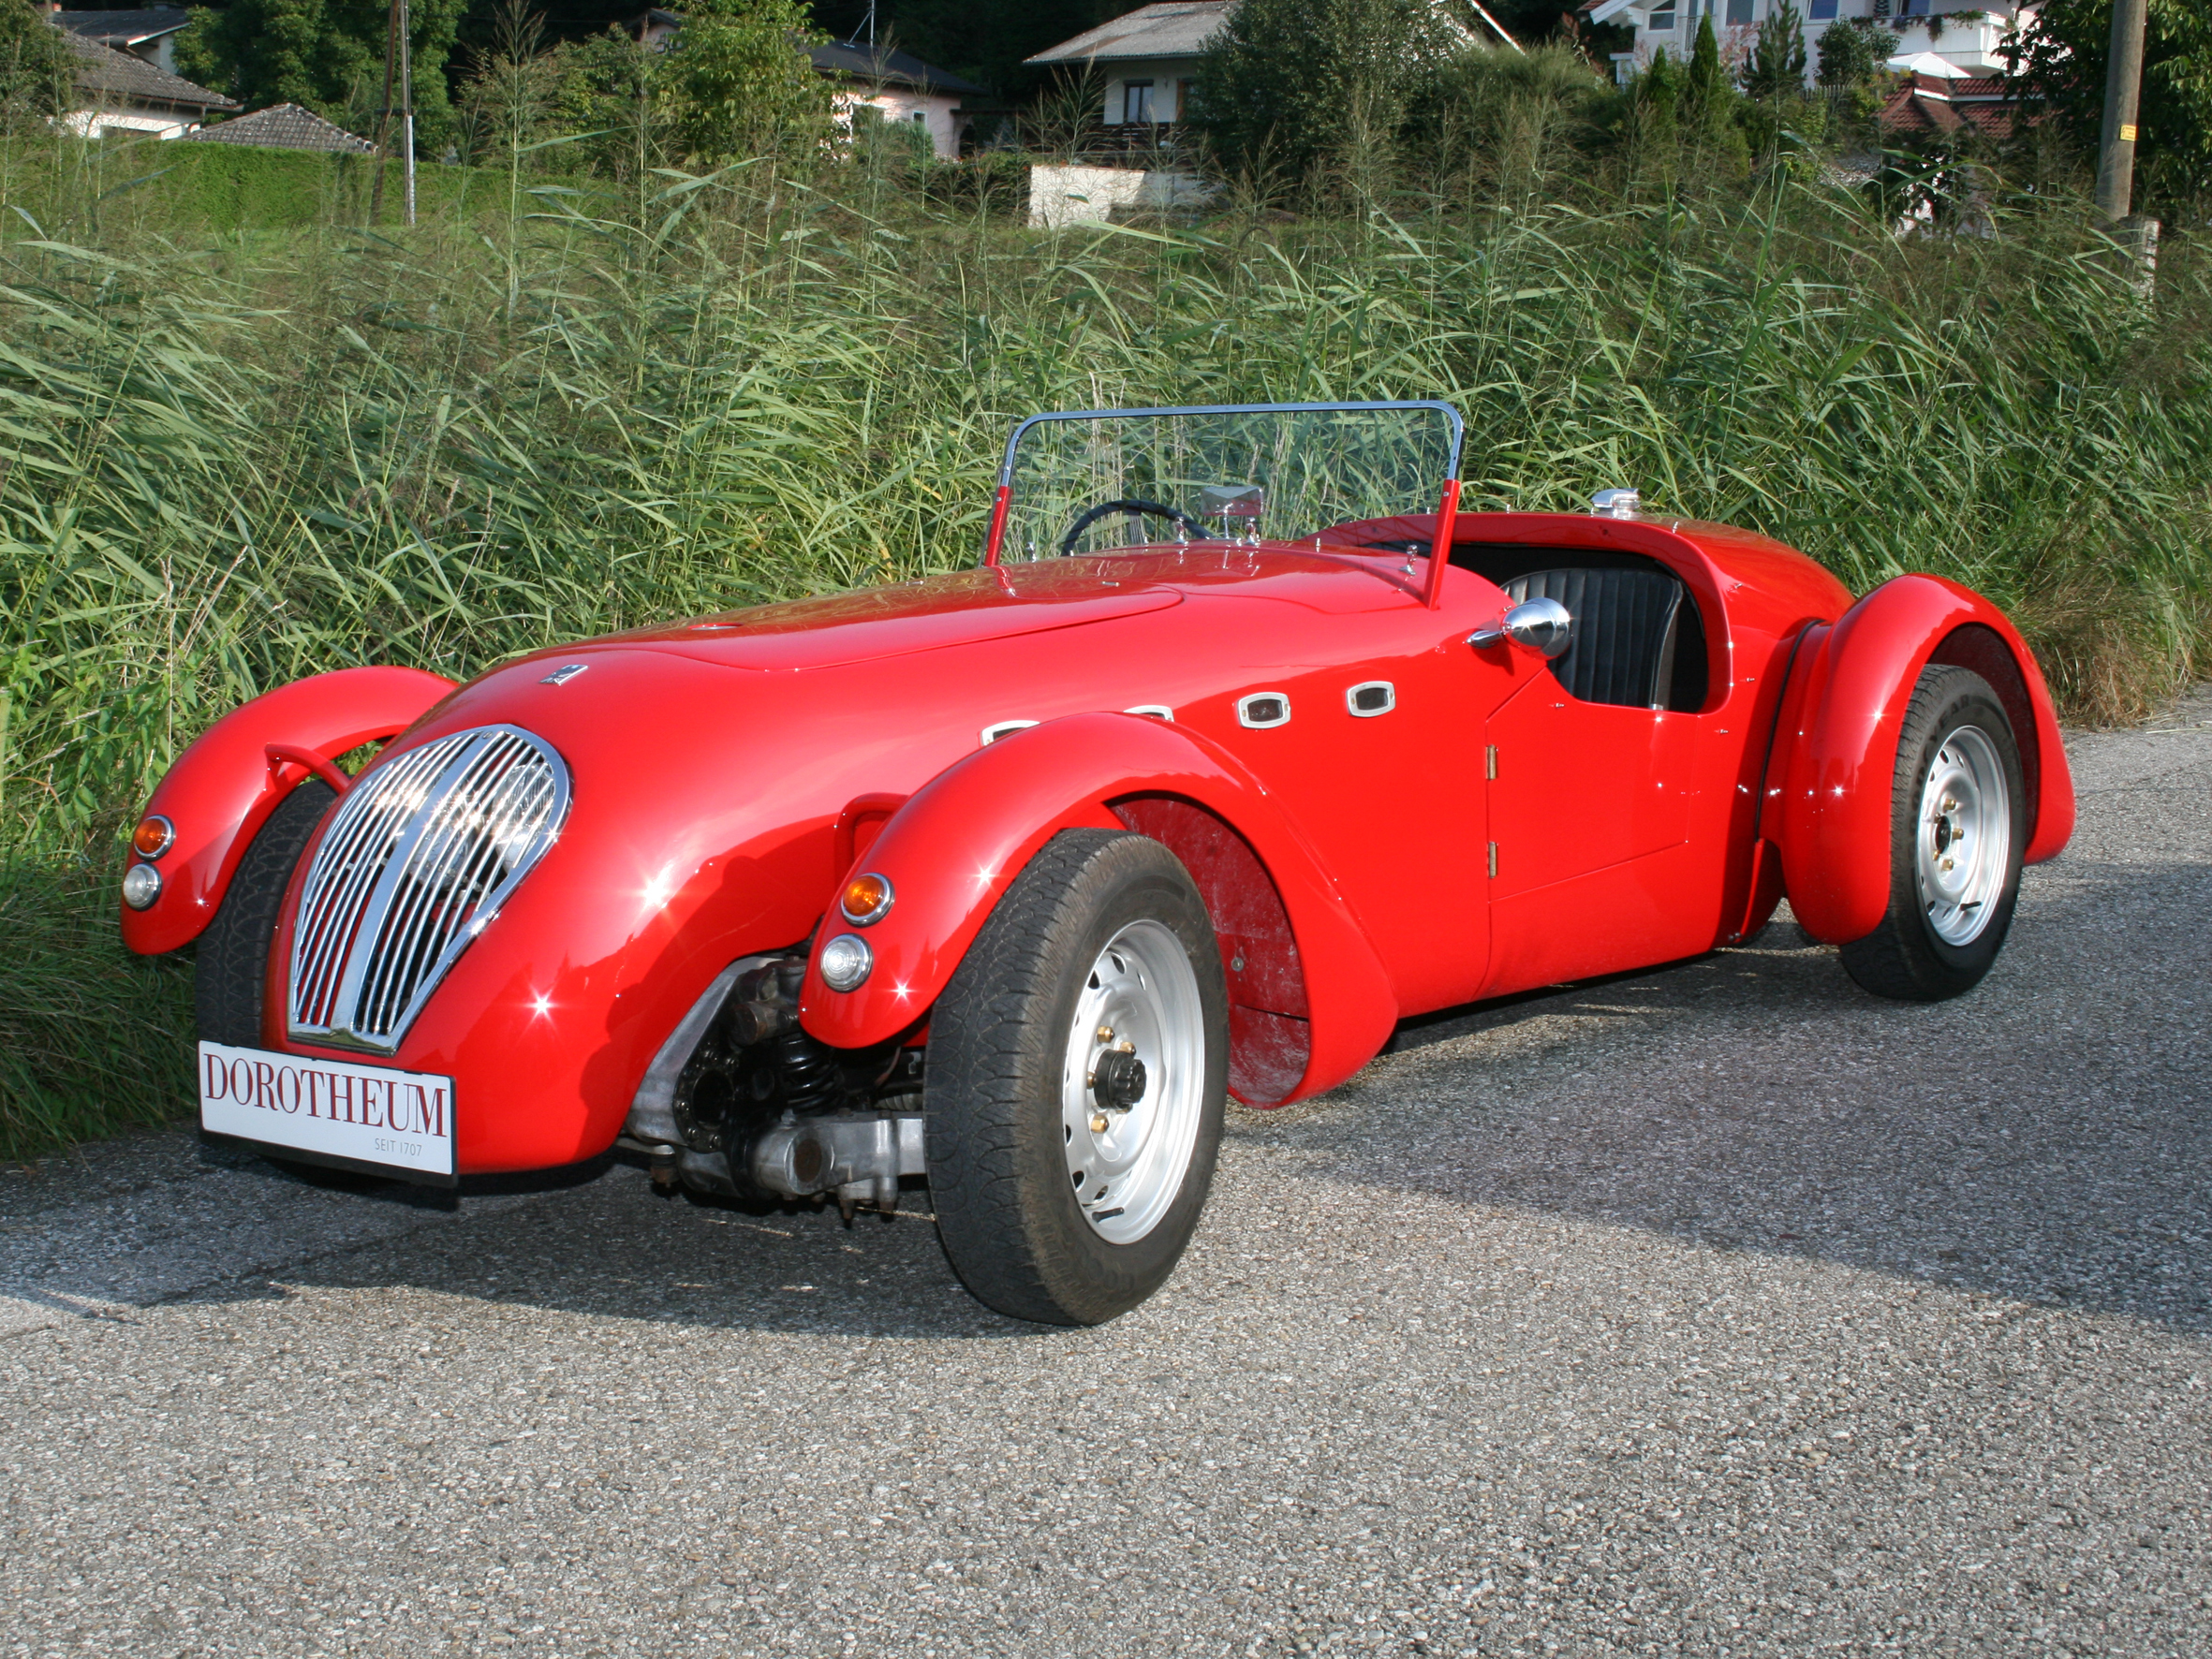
[1060,919,1205,1245]
[1916,723,2010,946]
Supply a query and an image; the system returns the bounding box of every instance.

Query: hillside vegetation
[1,126,2205,1157]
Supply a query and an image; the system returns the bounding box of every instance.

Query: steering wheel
[1057,498,1212,557]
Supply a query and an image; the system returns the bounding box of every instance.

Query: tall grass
[1,131,2205,1156]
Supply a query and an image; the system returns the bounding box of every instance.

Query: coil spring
[771,1026,843,1113]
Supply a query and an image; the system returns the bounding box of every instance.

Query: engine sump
[621,953,922,1217]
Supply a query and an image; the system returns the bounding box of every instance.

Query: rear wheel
[924,830,1228,1326]
[1839,666,2026,1002]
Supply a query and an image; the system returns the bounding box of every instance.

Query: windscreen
[994,404,1462,562]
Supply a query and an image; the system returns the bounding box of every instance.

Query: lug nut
[1089,1113,1110,1134]
[1940,857,1955,872]
[1097,1025,1114,1043]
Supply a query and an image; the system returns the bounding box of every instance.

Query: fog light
[839,871,894,926]
[121,862,162,911]
[818,932,873,991]
[131,814,176,859]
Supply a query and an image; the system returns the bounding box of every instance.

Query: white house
[1583,0,2036,85]
[1025,1,1233,130]
[809,38,988,161]
[1026,1,1521,132]
[47,17,237,139]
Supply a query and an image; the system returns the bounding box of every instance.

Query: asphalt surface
[4,689,2208,1659]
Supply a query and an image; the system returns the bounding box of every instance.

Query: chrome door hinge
[1485,744,1498,780]
[1487,842,1498,879]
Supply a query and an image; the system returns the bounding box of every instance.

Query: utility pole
[370,0,398,222]
[2093,0,2155,293]
[400,0,416,228]
[2093,0,2148,221]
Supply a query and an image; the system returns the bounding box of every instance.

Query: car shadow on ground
[1251,860,2212,1335]
[184,1136,1037,1342]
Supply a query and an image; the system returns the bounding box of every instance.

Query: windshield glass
[989,402,1464,563]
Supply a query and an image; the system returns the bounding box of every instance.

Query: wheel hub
[1091,1048,1148,1110]
[1914,726,2009,946]
[1059,920,1205,1245]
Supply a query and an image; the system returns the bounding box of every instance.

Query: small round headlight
[121,862,163,911]
[839,871,894,926]
[131,814,176,860]
[818,932,873,992]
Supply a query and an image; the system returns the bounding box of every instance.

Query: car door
[1479,623,1703,998]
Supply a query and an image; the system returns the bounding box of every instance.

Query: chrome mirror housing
[1469,596,1574,660]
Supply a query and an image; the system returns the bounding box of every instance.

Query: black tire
[195,779,336,1047]
[195,780,366,1186]
[1839,666,2027,1003]
[924,830,1229,1326]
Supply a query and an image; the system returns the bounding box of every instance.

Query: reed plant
[0,128,2205,1156]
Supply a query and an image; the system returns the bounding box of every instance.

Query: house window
[1725,0,1754,23]
[1177,79,1196,122]
[1809,0,1838,16]
[1647,6,1676,29]
[1121,81,1155,125]
[1900,0,1930,12]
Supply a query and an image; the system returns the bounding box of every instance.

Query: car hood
[583,564,1182,672]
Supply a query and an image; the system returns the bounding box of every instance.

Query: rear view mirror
[1199,484,1264,521]
[1469,596,1574,660]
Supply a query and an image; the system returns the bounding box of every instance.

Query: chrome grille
[288,725,569,1053]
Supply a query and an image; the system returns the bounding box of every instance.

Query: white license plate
[199,1041,456,1179]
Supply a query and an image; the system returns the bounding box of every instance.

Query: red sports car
[122,402,2073,1325]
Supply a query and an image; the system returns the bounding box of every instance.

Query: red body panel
[119,667,458,955]
[795,712,1401,1106]
[1766,575,2075,944]
[127,510,2073,1173]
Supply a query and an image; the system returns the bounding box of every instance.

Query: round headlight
[818,932,874,992]
[838,871,894,926]
[131,815,176,860]
[121,862,163,911]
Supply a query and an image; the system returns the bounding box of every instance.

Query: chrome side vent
[288,726,569,1053]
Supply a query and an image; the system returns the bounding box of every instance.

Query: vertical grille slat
[287,726,570,1054]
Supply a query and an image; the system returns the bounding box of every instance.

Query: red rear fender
[1767,576,2073,945]
[120,667,460,954]
[797,712,1400,1108]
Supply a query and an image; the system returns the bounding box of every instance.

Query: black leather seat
[1504,567,1685,710]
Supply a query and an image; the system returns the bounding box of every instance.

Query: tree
[2004,0,2212,209]
[1742,1,1807,105]
[0,0,75,131]
[176,0,466,152]
[1815,18,1889,91]
[1190,0,1474,184]
[1682,11,1741,154]
[556,25,671,184]
[666,0,832,165]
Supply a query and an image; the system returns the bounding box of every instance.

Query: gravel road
[5,692,2208,1659]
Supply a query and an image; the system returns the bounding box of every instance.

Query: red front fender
[120,667,459,955]
[1769,575,2073,945]
[797,712,1400,1107]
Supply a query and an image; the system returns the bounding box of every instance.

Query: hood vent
[288,726,569,1053]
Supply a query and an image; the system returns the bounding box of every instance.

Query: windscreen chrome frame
[982,400,1467,608]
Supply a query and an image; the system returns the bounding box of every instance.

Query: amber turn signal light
[838,872,894,926]
[131,815,176,860]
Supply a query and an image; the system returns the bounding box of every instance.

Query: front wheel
[924,830,1229,1326]
[1839,665,2027,1002]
